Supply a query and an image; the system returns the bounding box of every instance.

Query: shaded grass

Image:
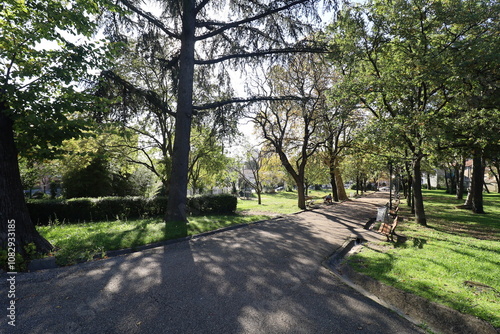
[38,214,269,266]
[347,190,500,328]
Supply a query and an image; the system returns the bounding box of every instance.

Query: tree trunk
[471,151,484,213]
[426,172,431,190]
[296,180,306,210]
[401,176,407,199]
[456,157,466,200]
[444,167,452,194]
[0,112,53,255]
[329,160,339,202]
[404,162,413,209]
[488,162,500,193]
[335,169,348,201]
[165,0,196,238]
[355,174,359,195]
[412,156,427,226]
[448,166,456,195]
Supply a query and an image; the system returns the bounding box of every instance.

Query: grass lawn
[38,214,269,266]
[346,190,500,328]
[36,189,357,266]
[237,189,355,215]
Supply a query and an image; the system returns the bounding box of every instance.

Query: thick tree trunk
[0,112,53,255]
[165,0,196,238]
[335,169,348,201]
[471,151,484,213]
[329,160,339,202]
[412,156,427,226]
[296,180,306,210]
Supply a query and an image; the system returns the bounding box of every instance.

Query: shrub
[27,194,237,225]
[188,194,237,215]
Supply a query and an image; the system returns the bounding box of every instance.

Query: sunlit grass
[347,190,500,327]
[38,214,269,266]
[236,189,356,215]
[37,188,357,267]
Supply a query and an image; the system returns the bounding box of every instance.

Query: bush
[188,194,237,215]
[27,194,237,225]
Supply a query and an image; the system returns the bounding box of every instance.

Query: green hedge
[27,194,236,225]
[188,194,238,215]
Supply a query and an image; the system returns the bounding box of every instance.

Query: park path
[2,192,424,334]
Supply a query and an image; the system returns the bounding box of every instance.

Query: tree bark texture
[488,162,500,193]
[412,156,427,226]
[165,0,196,237]
[471,151,484,213]
[334,169,349,201]
[0,111,53,254]
[329,159,339,202]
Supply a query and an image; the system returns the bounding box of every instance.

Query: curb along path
[2,193,426,334]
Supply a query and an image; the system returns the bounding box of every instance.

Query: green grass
[37,189,357,266]
[237,189,355,215]
[237,191,304,215]
[38,214,269,266]
[347,190,500,328]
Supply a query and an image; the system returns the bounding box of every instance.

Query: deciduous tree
[0,0,115,254]
[105,0,332,235]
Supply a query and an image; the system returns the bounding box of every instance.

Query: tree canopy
[1,0,119,253]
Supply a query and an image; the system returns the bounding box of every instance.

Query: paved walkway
[2,193,424,334]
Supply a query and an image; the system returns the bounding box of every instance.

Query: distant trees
[327,0,500,223]
[253,54,331,209]
[236,145,269,205]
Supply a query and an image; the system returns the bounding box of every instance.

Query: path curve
[2,193,425,334]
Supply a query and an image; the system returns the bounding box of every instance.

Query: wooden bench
[305,196,315,207]
[389,205,399,218]
[378,216,399,242]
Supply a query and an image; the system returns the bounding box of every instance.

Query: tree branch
[118,0,180,39]
[195,46,326,65]
[193,95,305,111]
[102,70,175,117]
[195,0,312,41]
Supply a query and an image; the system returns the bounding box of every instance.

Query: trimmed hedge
[27,194,237,225]
[188,194,238,215]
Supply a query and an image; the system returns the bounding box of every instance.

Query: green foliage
[0,243,38,272]
[27,197,159,224]
[27,194,237,225]
[63,155,114,198]
[188,194,237,215]
[346,190,500,327]
[1,0,120,160]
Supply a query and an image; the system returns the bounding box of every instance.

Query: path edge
[323,238,499,334]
